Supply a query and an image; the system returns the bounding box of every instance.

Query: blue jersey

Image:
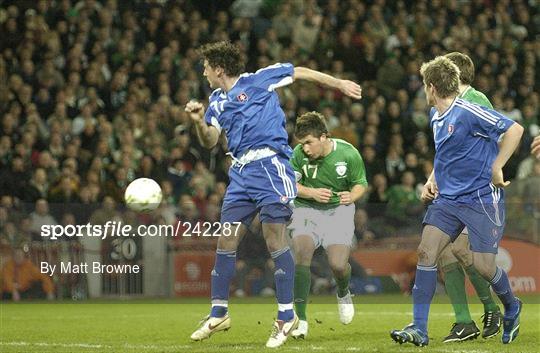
[430,98,514,199]
[204,63,295,158]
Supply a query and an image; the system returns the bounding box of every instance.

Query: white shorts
[288,204,355,248]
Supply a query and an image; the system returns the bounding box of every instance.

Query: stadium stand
[0,0,538,299]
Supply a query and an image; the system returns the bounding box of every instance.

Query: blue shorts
[221,155,296,225]
[423,185,505,254]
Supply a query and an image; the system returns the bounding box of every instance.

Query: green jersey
[459,86,493,108]
[290,138,368,210]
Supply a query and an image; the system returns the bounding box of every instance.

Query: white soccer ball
[124,178,163,212]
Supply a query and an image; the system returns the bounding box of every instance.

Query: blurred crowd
[0,0,538,255]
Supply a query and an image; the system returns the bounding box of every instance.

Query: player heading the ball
[185,41,361,348]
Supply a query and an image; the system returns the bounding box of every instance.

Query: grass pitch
[1,294,538,353]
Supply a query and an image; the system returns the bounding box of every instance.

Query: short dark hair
[445,52,475,85]
[199,41,244,77]
[295,112,329,139]
[420,56,460,98]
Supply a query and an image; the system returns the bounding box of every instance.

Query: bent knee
[328,259,349,275]
[294,250,313,266]
[417,245,437,266]
[218,235,239,251]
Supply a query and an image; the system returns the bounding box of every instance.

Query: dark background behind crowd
[0,0,538,252]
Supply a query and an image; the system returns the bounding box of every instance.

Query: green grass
[1,294,539,352]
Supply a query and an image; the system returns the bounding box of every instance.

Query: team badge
[280,195,289,204]
[496,120,506,129]
[237,92,248,102]
[448,124,454,134]
[335,162,347,177]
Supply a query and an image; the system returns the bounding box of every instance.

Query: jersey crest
[335,162,347,178]
[237,92,248,102]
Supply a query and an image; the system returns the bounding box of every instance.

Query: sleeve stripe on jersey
[241,63,290,78]
[268,76,293,91]
[457,100,499,123]
[255,62,288,74]
[210,116,222,133]
[455,101,498,125]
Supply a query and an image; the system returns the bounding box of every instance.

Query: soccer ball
[124,178,163,212]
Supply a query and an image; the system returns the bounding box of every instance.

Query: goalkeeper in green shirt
[424,52,502,343]
[288,112,368,339]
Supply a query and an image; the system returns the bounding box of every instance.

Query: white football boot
[337,291,354,324]
[291,319,308,339]
[190,315,231,341]
[265,313,299,348]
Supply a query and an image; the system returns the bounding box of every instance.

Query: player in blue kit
[186,41,362,348]
[390,56,524,346]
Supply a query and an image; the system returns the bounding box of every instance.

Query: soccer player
[186,41,362,348]
[390,56,524,346]
[431,52,502,342]
[287,112,367,339]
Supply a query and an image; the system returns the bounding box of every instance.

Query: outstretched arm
[185,101,220,149]
[293,67,362,99]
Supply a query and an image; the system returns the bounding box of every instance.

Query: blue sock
[210,249,236,317]
[490,267,517,314]
[412,264,437,333]
[272,247,295,321]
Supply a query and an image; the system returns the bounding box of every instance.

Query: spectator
[384,171,423,230]
[0,1,536,286]
[24,168,49,203]
[292,6,322,55]
[29,199,58,237]
[1,248,55,301]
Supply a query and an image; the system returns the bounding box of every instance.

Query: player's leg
[322,204,356,324]
[391,201,461,346]
[261,218,299,348]
[471,251,521,343]
[327,245,352,298]
[391,225,451,346]
[327,244,354,325]
[191,168,255,341]
[211,225,247,315]
[291,234,316,338]
[438,243,480,342]
[190,222,247,341]
[464,189,521,344]
[292,235,316,321]
[245,154,298,347]
[453,232,501,338]
[439,245,473,325]
[262,220,295,320]
[414,226,452,330]
[288,207,318,326]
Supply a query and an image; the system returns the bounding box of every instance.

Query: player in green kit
[424,52,501,342]
[288,112,368,339]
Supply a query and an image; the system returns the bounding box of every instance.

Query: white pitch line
[312,311,484,317]
[0,341,495,353]
[0,341,108,349]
